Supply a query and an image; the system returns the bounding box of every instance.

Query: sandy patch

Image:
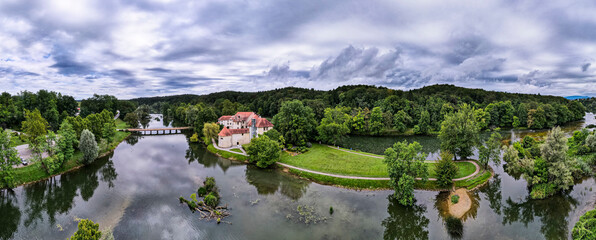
[448,188,471,218]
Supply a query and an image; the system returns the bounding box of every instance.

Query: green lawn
[115,119,128,129]
[280,144,476,178]
[207,144,248,161]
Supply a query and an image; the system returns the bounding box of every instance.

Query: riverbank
[205,141,490,190]
[279,144,476,178]
[1,131,131,189]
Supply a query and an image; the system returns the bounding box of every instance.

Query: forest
[131,84,586,137]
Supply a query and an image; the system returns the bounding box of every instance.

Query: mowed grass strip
[280,144,476,178]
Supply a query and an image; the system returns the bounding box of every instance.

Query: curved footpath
[277,146,481,181]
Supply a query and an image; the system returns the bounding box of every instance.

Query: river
[0,114,594,239]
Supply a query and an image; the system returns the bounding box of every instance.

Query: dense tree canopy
[272,100,317,146]
[131,84,585,137]
[316,107,351,145]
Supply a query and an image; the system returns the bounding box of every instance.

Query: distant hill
[565,96,590,100]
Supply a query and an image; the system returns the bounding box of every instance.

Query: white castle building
[217,112,274,148]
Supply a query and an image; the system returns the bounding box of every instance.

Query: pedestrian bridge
[118,127,192,135]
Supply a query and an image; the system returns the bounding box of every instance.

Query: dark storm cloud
[162,76,222,88]
[0,67,39,77]
[145,68,172,73]
[48,48,95,76]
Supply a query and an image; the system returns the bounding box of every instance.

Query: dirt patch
[284,150,300,156]
[448,188,472,218]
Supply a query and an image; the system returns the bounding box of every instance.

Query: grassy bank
[1,130,131,189]
[280,144,476,178]
[285,165,491,190]
[206,144,249,162]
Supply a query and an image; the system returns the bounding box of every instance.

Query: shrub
[306,142,312,148]
[572,209,596,239]
[70,219,102,240]
[204,177,216,192]
[190,133,199,142]
[451,195,460,204]
[329,206,334,215]
[530,183,557,199]
[204,193,219,207]
[197,187,207,197]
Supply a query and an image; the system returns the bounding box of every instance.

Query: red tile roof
[218,115,232,121]
[218,127,231,137]
[233,112,256,122]
[255,117,274,128]
[218,127,250,137]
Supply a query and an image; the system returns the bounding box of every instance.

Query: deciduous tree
[79,130,98,165]
[438,104,480,160]
[272,100,317,146]
[247,135,281,168]
[0,129,19,188]
[435,151,458,188]
[384,140,429,206]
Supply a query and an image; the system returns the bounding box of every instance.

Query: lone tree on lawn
[384,140,429,206]
[435,151,458,188]
[79,129,98,164]
[246,135,281,168]
[438,104,480,160]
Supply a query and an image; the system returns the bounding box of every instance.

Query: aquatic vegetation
[285,204,328,224]
[179,177,230,223]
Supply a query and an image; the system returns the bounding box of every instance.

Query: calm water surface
[0,114,595,239]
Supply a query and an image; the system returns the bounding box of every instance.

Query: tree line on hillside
[577,97,596,113]
[134,85,586,135]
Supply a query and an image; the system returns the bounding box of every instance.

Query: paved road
[15,144,48,168]
[278,146,481,181]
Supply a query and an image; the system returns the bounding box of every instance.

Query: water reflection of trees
[125,135,142,146]
[502,194,578,240]
[383,195,430,240]
[0,190,20,240]
[100,159,118,188]
[185,142,238,172]
[244,165,310,200]
[22,156,116,227]
[479,174,502,214]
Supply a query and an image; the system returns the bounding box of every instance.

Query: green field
[280,144,476,179]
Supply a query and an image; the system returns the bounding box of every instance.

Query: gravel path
[278,146,481,181]
[211,139,248,156]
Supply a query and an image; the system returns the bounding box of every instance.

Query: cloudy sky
[1,0,595,99]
